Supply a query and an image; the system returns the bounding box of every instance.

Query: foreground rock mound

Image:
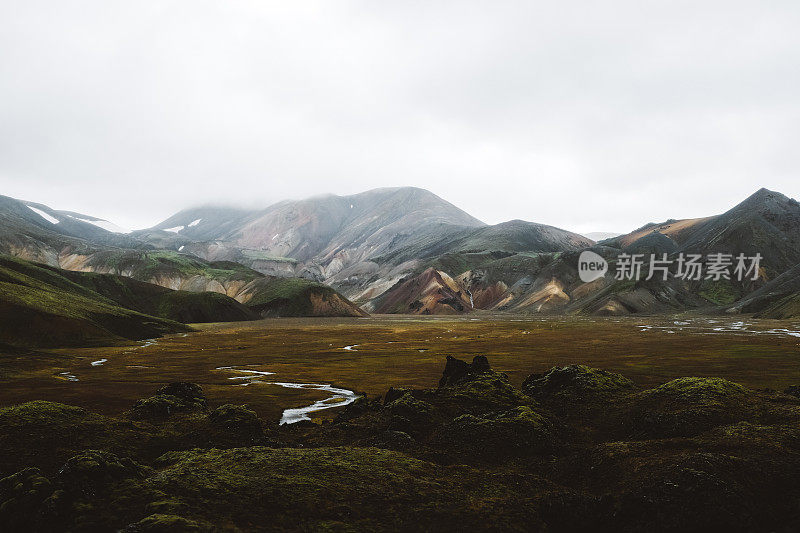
[3,358,800,531]
[130,382,208,419]
[623,377,755,438]
[522,364,634,402]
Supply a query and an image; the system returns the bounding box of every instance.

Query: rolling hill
[2,186,798,319]
[0,255,191,347]
[361,188,800,316]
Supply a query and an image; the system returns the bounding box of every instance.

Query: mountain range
[1,186,798,344]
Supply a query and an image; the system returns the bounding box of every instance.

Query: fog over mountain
[2,1,800,234]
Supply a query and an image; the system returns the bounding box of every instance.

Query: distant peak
[736,188,790,208]
[746,187,785,201]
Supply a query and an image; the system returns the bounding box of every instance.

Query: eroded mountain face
[1,187,799,317]
[357,188,800,316]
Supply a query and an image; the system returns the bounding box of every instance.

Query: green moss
[130,383,208,419]
[0,467,53,530]
[0,255,192,347]
[135,445,542,529]
[124,513,206,532]
[699,279,740,305]
[445,373,533,407]
[208,404,263,437]
[240,249,297,262]
[87,250,261,284]
[0,401,94,426]
[497,405,547,426]
[523,365,634,401]
[243,277,343,316]
[245,278,325,305]
[436,405,553,459]
[387,393,434,423]
[645,377,748,403]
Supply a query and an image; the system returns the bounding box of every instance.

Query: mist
[1,1,798,233]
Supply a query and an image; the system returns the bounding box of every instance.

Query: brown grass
[1,314,799,423]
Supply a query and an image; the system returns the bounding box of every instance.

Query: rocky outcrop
[4,358,800,531]
[130,382,208,419]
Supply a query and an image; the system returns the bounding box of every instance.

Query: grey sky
[1,1,798,234]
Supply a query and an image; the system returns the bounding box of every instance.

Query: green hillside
[0,256,260,347]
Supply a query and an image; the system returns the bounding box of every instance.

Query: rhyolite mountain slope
[0,195,142,266]
[0,255,192,347]
[137,187,485,263]
[55,250,365,318]
[137,187,594,312]
[0,196,365,319]
[364,188,800,316]
[3,186,799,318]
[601,189,800,277]
[727,263,800,319]
[0,254,365,347]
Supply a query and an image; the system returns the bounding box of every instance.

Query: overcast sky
[1,1,798,234]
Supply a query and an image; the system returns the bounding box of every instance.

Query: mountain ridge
[2,186,798,317]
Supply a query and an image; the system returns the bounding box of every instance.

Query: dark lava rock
[384,387,412,405]
[612,452,787,533]
[522,364,634,402]
[122,513,211,532]
[438,355,492,387]
[0,467,53,531]
[130,382,208,419]
[386,393,434,427]
[54,450,150,499]
[624,377,753,439]
[435,356,531,410]
[335,395,379,423]
[156,383,207,405]
[208,404,264,444]
[538,491,614,533]
[785,385,800,398]
[432,405,553,461]
[367,430,414,450]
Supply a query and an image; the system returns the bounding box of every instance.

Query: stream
[215,366,358,424]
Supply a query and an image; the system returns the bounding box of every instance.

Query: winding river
[215,366,358,424]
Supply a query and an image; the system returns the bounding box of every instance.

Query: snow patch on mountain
[26,205,59,224]
[74,216,129,234]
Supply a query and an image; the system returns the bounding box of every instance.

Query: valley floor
[2,314,800,531]
[1,314,799,424]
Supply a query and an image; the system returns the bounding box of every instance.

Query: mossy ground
[2,315,799,424]
[3,352,800,531]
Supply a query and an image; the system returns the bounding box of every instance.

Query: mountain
[135,187,483,263]
[52,268,258,324]
[369,268,473,314]
[727,263,800,318]
[0,255,191,347]
[0,254,365,347]
[3,186,798,318]
[350,221,593,313]
[363,188,800,316]
[600,217,715,249]
[137,186,800,316]
[55,249,365,318]
[0,195,366,319]
[602,189,800,277]
[0,195,140,265]
[583,231,620,241]
[678,188,800,277]
[240,277,367,317]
